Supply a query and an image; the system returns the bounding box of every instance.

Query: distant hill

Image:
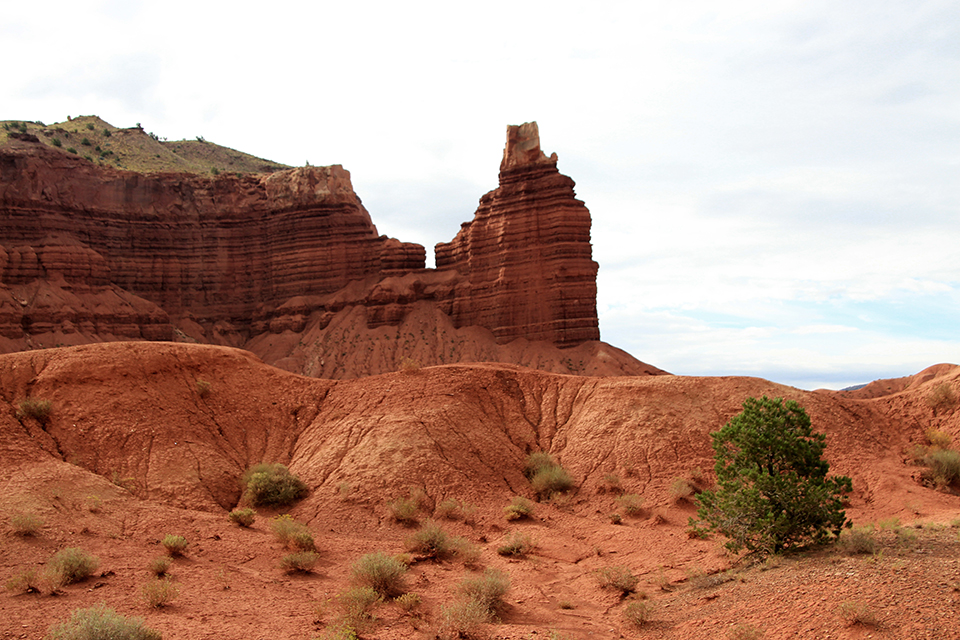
[0,115,288,174]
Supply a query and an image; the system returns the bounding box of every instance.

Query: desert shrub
[395,592,422,613]
[622,600,653,627]
[523,452,574,498]
[436,497,470,520]
[103,129,111,137]
[317,623,358,640]
[399,357,420,373]
[438,599,489,639]
[457,568,510,615]
[923,448,960,487]
[46,604,161,640]
[497,531,534,557]
[531,465,575,498]
[147,556,171,577]
[926,428,953,449]
[229,507,256,527]
[161,534,188,556]
[280,550,320,573]
[596,565,638,595]
[692,396,852,554]
[387,496,420,525]
[727,623,764,639]
[405,519,459,560]
[600,472,623,493]
[839,525,878,555]
[81,137,91,146]
[142,577,180,607]
[52,137,62,147]
[67,147,78,154]
[195,379,212,397]
[337,586,381,626]
[269,514,315,550]
[16,397,52,422]
[927,383,958,414]
[609,512,623,525]
[504,496,535,520]
[350,552,407,597]
[669,477,697,502]
[615,493,644,516]
[5,568,40,594]
[11,511,43,536]
[837,600,878,627]
[241,462,308,507]
[49,548,99,585]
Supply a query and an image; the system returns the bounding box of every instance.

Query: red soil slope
[1,344,958,639]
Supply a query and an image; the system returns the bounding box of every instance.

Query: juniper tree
[691,396,851,554]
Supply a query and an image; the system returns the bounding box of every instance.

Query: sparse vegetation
[241,462,308,507]
[437,598,489,639]
[387,493,420,525]
[280,550,321,573]
[839,525,878,555]
[504,495,535,520]
[395,592,422,613]
[622,600,653,627]
[161,534,188,556]
[457,568,510,615]
[837,600,879,627]
[615,493,644,516]
[16,397,52,422]
[524,452,574,498]
[142,577,180,607]
[435,496,475,521]
[497,531,534,556]
[922,448,960,488]
[147,556,171,577]
[596,565,639,595]
[229,507,256,527]
[5,568,40,594]
[48,548,99,586]
[926,383,958,414]
[405,519,473,561]
[669,476,697,502]
[600,472,623,493]
[350,552,408,597]
[46,605,161,640]
[11,511,43,536]
[196,379,212,397]
[727,623,764,639]
[336,586,381,628]
[691,396,852,554]
[269,514,315,550]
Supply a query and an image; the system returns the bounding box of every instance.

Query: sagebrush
[46,605,161,640]
[242,462,308,507]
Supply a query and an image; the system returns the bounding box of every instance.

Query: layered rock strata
[436,122,599,346]
[0,123,642,377]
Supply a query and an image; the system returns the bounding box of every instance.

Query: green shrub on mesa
[691,396,852,554]
[242,462,308,507]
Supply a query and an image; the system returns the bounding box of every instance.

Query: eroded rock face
[436,122,600,346]
[0,123,635,377]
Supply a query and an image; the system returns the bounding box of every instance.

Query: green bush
[387,494,420,525]
[839,525,878,555]
[691,396,852,554]
[242,462,308,507]
[161,534,188,556]
[52,137,62,147]
[504,496,535,520]
[404,519,468,560]
[524,452,574,498]
[280,551,320,573]
[48,548,99,585]
[350,552,408,597]
[147,556,171,577]
[229,507,256,527]
[16,397,52,422]
[336,586,381,626]
[46,605,161,640]
[438,599,489,639]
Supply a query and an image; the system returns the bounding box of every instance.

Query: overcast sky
[3,0,958,390]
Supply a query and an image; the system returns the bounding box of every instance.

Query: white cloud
[3,0,958,390]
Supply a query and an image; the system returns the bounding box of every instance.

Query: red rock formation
[436,122,600,346]
[0,123,651,377]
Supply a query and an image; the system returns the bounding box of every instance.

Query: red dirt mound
[1,343,958,639]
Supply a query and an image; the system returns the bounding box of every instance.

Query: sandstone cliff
[0,121,659,377]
